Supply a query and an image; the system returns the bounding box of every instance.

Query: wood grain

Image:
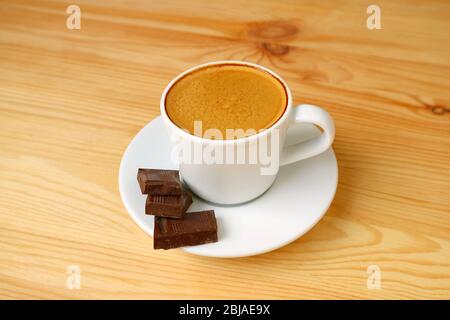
[1,0,449,299]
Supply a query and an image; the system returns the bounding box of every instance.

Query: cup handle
[280,104,335,166]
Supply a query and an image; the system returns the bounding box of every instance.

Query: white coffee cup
[160,61,335,205]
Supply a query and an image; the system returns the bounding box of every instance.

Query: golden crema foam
[165,64,287,139]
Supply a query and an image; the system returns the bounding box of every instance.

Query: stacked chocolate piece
[137,168,218,250]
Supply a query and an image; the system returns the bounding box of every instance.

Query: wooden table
[1,0,449,300]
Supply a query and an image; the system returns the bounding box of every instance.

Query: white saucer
[119,117,338,258]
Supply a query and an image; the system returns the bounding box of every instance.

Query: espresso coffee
[165,64,287,139]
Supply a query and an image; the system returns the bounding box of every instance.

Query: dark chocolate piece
[145,190,192,218]
[153,210,218,250]
[137,168,181,195]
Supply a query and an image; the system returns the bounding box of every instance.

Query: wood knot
[260,42,290,56]
[246,21,297,58]
[247,21,298,41]
[431,105,450,115]
[411,96,449,116]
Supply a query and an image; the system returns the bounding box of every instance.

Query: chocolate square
[137,168,181,195]
[153,210,218,250]
[145,190,192,218]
